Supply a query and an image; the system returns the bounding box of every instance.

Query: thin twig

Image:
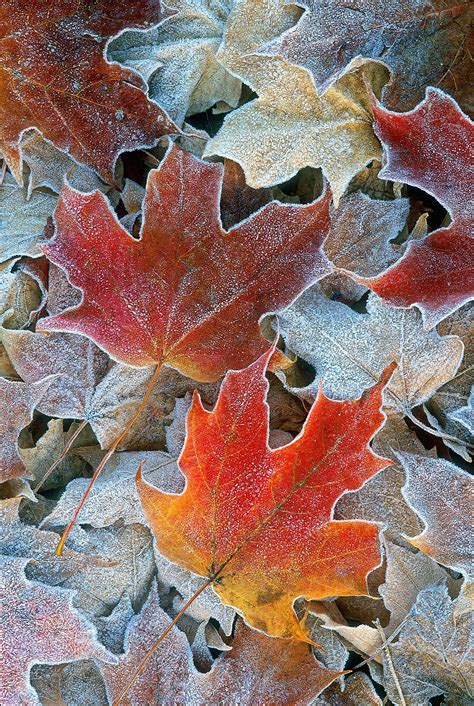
[374,619,407,706]
[112,573,215,706]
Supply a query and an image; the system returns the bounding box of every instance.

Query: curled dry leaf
[38,142,332,381]
[138,348,392,640]
[399,452,473,580]
[349,89,474,328]
[0,173,56,263]
[0,376,56,482]
[260,0,473,113]
[0,260,48,332]
[0,0,176,183]
[109,0,241,125]
[308,600,382,666]
[101,583,341,705]
[204,0,389,204]
[0,555,115,706]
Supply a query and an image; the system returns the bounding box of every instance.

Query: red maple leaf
[38,142,332,382]
[346,88,474,328]
[0,0,176,183]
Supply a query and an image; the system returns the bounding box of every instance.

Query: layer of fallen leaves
[1,0,472,704]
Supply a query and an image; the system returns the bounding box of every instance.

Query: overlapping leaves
[1,0,472,704]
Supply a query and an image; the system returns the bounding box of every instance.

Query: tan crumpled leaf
[382,581,473,706]
[0,173,56,263]
[2,328,219,450]
[1,261,47,377]
[276,289,463,414]
[204,0,388,204]
[101,583,341,705]
[109,0,241,125]
[0,555,115,706]
[42,449,182,528]
[0,260,47,331]
[379,540,448,634]
[0,376,55,482]
[309,600,382,665]
[320,191,409,302]
[399,453,473,580]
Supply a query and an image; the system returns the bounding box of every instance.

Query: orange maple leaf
[138,349,394,640]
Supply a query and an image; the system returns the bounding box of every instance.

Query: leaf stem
[374,619,407,706]
[33,419,88,493]
[112,574,215,706]
[55,364,162,556]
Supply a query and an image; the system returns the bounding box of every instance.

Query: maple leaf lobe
[349,88,474,328]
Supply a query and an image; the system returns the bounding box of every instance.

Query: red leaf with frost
[38,142,332,382]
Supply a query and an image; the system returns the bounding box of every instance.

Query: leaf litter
[0,1,472,703]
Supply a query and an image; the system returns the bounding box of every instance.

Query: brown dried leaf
[204,0,388,204]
